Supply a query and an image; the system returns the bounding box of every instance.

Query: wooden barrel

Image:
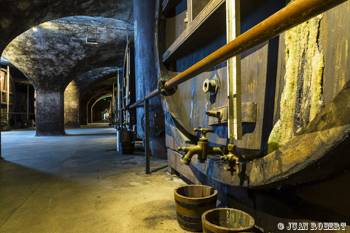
[174,185,217,232]
[202,208,255,233]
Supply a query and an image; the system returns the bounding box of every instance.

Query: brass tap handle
[177,147,183,151]
[194,128,214,138]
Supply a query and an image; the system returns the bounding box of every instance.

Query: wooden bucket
[202,208,255,233]
[174,185,217,232]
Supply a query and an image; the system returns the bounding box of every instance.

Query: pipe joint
[158,76,177,96]
[203,75,219,95]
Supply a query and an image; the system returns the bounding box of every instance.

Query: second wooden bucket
[202,208,255,232]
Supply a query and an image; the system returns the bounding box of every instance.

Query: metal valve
[177,128,222,165]
[194,128,214,140]
[220,144,240,175]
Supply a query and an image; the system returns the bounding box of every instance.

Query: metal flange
[158,76,177,96]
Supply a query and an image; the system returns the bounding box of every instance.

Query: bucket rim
[202,207,255,231]
[174,184,218,201]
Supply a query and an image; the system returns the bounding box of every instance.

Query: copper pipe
[129,89,161,108]
[164,0,347,89]
[129,99,144,109]
[145,89,161,100]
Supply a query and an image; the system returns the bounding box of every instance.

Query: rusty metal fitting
[206,110,222,119]
[203,74,219,95]
[158,76,177,96]
[203,79,217,94]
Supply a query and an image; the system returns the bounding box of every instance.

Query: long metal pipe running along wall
[128,0,347,106]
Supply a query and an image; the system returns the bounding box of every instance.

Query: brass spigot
[177,145,202,165]
[177,128,224,165]
[220,143,240,174]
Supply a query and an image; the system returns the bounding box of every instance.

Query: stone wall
[64,81,80,128]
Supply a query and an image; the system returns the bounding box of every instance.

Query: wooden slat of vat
[321,1,350,105]
[162,0,183,16]
[163,0,226,64]
[167,148,201,184]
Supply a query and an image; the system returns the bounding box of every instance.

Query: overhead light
[86,27,98,45]
[32,27,37,32]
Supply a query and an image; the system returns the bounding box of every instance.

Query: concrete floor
[0,123,188,233]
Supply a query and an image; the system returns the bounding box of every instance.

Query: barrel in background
[117,130,134,154]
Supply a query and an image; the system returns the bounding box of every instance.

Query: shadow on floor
[64,133,116,137]
[151,165,168,173]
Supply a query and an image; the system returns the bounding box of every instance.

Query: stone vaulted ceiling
[0,0,133,52]
[0,0,133,94]
[3,16,132,91]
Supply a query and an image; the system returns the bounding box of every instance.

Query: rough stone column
[64,81,80,128]
[133,0,166,158]
[35,89,65,136]
[80,104,88,125]
[87,101,93,123]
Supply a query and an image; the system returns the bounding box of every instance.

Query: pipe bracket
[158,76,177,96]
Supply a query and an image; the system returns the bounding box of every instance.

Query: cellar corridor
[0,123,187,233]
